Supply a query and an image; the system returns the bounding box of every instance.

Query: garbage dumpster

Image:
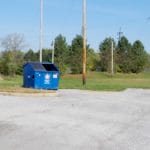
[23,62,59,90]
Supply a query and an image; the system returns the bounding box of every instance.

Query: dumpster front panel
[34,71,59,90]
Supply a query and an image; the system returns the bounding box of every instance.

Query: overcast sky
[0,0,150,52]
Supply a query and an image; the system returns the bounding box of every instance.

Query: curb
[0,91,58,97]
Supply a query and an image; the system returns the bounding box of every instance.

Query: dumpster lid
[42,63,58,71]
[24,62,59,72]
[30,62,46,71]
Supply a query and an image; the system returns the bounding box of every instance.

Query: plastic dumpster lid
[24,62,46,71]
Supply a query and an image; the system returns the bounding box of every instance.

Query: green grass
[0,72,150,92]
[0,76,22,88]
[0,76,50,93]
[60,72,150,91]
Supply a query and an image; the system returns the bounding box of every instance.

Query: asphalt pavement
[0,89,150,150]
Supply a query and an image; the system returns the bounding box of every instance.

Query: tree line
[0,33,150,76]
[100,37,149,73]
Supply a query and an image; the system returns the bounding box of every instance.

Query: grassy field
[0,72,150,92]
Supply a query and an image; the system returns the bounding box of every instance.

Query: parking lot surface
[0,89,150,150]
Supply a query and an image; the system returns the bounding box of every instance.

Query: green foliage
[69,35,98,74]
[129,40,148,73]
[99,36,149,74]
[70,35,83,74]
[0,33,149,77]
[116,36,132,73]
[116,37,148,73]
[0,50,24,76]
[24,49,38,62]
[0,33,25,76]
[24,48,52,63]
[146,54,150,69]
[99,37,115,72]
[42,48,52,62]
[54,34,68,74]
[87,48,100,71]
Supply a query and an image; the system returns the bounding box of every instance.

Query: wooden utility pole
[40,0,43,62]
[82,0,87,85]
[111,40,114,76]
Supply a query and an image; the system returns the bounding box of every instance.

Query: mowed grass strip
[0,72,150,92]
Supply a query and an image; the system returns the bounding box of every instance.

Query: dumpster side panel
[23,64,34,88]
[34,71,42,89]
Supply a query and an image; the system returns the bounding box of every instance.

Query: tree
[99,37,115,72]
[24,49,38,62]
[54,34,68,74]
[116,36,131,73]
[146,54,150,69]
[0,33,25,76]
[41,48,52,62]
[129,40,148,73]
[70,35,98,74]
[87,48,100,71]
[0,51,15,75]
[1,33,26,51]
[0,50,24,76]
[70,35,83,74]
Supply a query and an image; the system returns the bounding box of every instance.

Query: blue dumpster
[23,62,59,90]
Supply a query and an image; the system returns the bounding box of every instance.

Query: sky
[0,0,150,52]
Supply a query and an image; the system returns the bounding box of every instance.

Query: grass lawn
[0,72,150,92]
